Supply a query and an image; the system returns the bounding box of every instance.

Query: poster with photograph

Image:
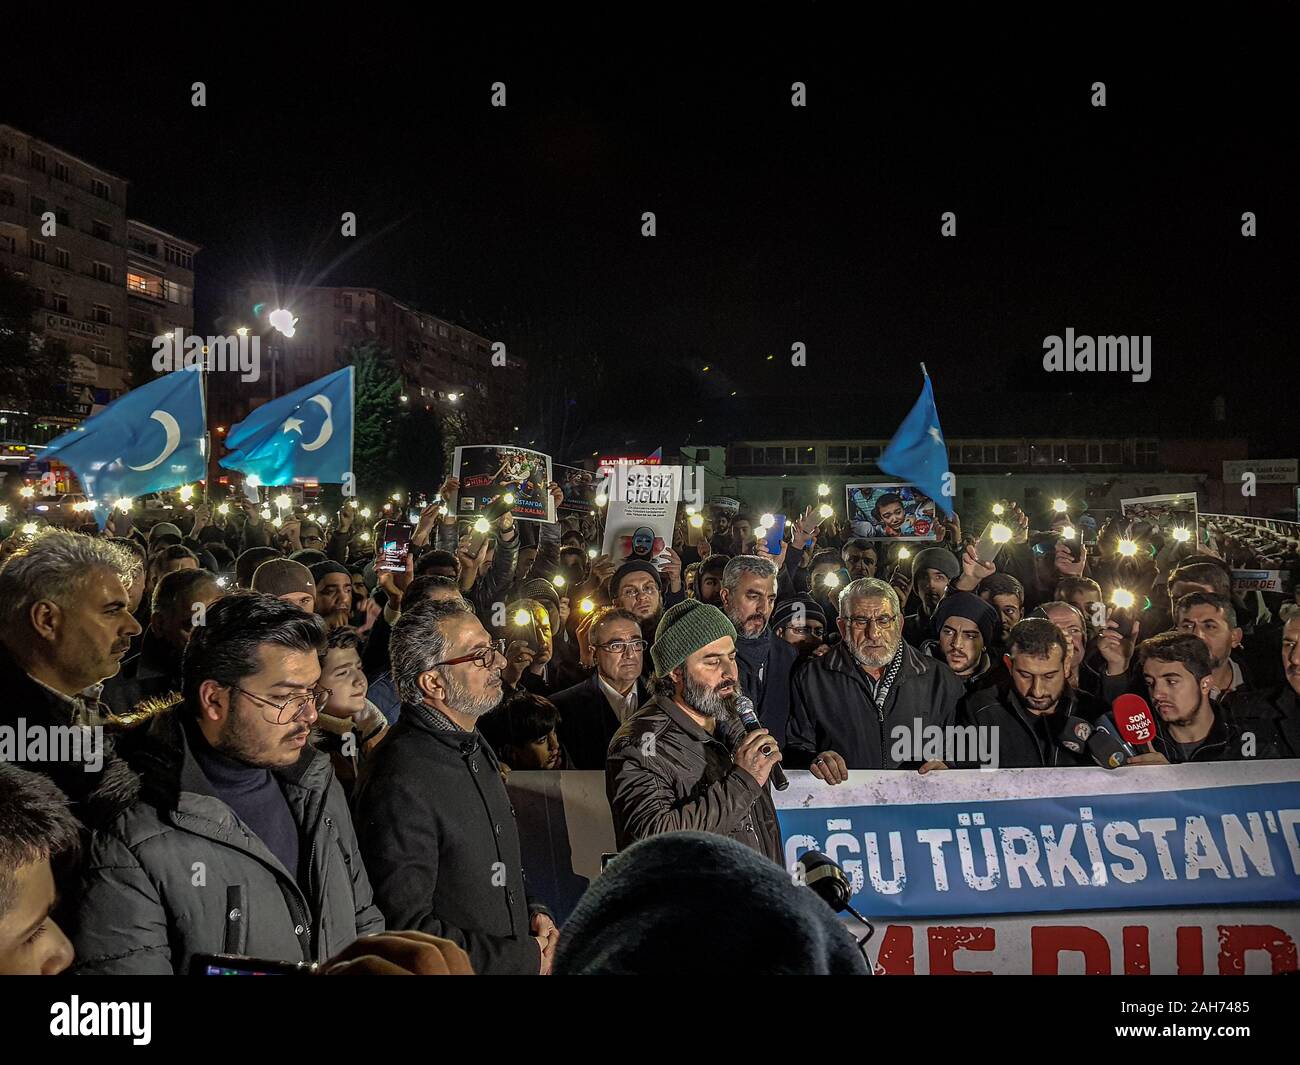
[601,465,682,570]
[1120,492,1198,539]
[1199,513,1300,566]
[554,463,603,516]
[454,444,554,523]
[846,483,938,541]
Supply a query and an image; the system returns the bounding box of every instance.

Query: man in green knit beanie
[604,599,784,864]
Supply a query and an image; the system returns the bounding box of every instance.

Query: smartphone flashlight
[760,513,775,527]
[474,517,491,533]
[822,572,840,589]
[816,483,830,497]
[552,574,566,588]
[990,523,1012,544]
[1061,525,1076,540]
[1173,527,1191,543]
[689,514,704,528]
[991,502,1005,516]
[1111,588,1135,609]
[580,597,595,614]
[587,548,598,559]
[897,546,911,560]
[513,608,531,626]
[818,503,833,519]
[1117,539,1138,557]
[1052,497,1069,512]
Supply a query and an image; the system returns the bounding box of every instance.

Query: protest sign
[601,464,682,570]
[453,444,554,523]
[1232,570,1292,594]
[508,762,1300,974]
[1120,491,1198,539]
[554,463,601,516]
[846,483,938,541]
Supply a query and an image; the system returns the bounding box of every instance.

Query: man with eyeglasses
[71,592,385,973]
[787,577,964,778]
[550,607,651,769]
[610,560,686,677]
[354,598,558,975]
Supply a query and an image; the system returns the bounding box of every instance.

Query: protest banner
[453,444,554,522]
[846,482,938,541]
[554,463,601,516]
[1231,570,1292,594]
[508,762,1300,975]
[1120,491,1198,539]
[600,464,683,570]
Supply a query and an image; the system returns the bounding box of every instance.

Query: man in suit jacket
[550,608,649,769]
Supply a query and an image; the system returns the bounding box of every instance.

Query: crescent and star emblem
[282,394,334,452]
[126,410,182,471]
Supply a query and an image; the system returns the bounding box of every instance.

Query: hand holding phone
[376,520,414,573]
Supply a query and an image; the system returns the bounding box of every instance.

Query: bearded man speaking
[606,600,783,864]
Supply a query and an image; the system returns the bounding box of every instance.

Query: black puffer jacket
[959,682,1111,768]
[606,694,783,865]
[787,640,964,769]
[352,699,547,975]
[70,706,384,974]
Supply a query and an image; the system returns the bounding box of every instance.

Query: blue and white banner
[775,762,1300,918]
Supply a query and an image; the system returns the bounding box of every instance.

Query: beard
[444,670,502,719]
[216,709,307,769]
[850,636,899,671]
[683,671,738,721]
[725,604,768,638]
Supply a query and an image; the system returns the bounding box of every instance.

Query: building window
[733,447,752,465]
[30,150,46,173]
[54,160,70,182]
[93,304,112,324]
[164,280,191,306]
[92,220,112,242]
[30,240,46,262]
[1066,443,1087,465]
[92,179,111,201]
[1030,444,1052,466]
[51,292,69,313]
[1087,443,1102,463]
[962,444,982,464]
[55,248,70,269]
[0,187,13,207]
[93,261,112,283]
[163,244,193,269]
[438,324,449,337]
[997,444,1021,464]
[1133,440,1159,466]
[1101,442,1122,464]
[92,345,113,364]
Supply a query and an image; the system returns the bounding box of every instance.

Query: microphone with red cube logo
[1113,693,1159,753]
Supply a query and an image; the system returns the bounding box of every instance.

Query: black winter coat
[550,671,650,770]
[735,630,800,748]
[352,699,546,975]
[959,682,1111,768]
[1229,685,1300,759]
[787,641,964,769]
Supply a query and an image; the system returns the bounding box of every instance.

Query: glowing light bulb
[579,597,595,614]
[816,483,830,497]
[1052,497,1069,513]
[1117,539,1138,557]
[818,503,833,519]
[1111,588,1135,609]
[689,514,704,528]
[1173,527,1191,543]
[474,517,491,533]
[991,502,1005,516]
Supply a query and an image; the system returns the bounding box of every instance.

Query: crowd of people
[1,474,1298,976]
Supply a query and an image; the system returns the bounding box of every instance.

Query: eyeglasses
[619,585,657,601]
[431,639,507,670]
[845,614,897,630]
[229,684,332,724]
[595,639,648,656]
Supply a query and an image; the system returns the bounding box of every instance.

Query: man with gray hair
[0,530,142,733]
[787,577,963,777]
[719,555,799,746]
[353,598,557,975]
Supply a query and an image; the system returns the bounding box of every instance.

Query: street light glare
[269,308,297,337]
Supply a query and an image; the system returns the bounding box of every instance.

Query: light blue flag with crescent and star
[878,365,954,516]
[219,366,354,486]
[41,369,207,528]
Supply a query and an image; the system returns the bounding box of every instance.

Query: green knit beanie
[651,600,738,678]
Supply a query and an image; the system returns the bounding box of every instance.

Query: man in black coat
[353,598,556,975]
[549,607,650,769]
[719,554,800,747]
[1229,614,1300,759]
[942,618,1110,771]
[787,578,964,778]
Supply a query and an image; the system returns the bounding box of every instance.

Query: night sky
[4,22,1295,451]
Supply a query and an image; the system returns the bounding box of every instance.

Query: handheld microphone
[1058,715,1093,754]
[796,850,874,949]
[1086,724,1130,768]
[736,694,788,791]
[1113,693,1158,751]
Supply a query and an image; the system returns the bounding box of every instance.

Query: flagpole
[920,362,928,378]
